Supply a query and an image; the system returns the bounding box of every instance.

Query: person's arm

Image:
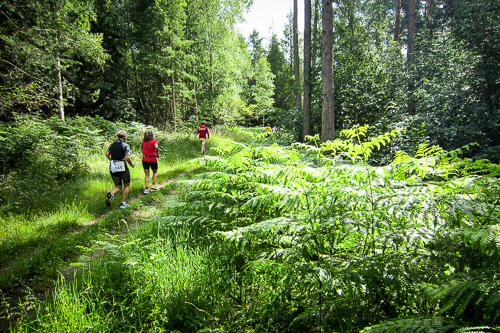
[106,151,111,161]
[155,143,159,157]
[125,154,135,168]
[207,128,210,140]
[123,143,134,167]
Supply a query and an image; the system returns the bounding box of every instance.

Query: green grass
[5,122,500,333]
[11,232,212,333]
[0,123,255,333]
[0,129,233,290]
[10,127,499,333]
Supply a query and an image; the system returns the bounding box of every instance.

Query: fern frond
[289,306,324,329]
[453,226,500,256]
[360,316,459,333]
[453,326,498,333]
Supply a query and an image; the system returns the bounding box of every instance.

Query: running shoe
[150,185,158,191]
[105,192,113,207]
[119,203,129,209]
[143,188,150,195]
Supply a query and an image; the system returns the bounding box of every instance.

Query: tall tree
[303,0,312,138]
[0,0,107,120]
[407,0,416,115]
[312,0,321,66]
[181,0,252,125]
[251,57,275,125]
[249,30,265,66]
[283,10,294,70]
[423,0,435,41]
[407,0,416,62]
[394,0,401,41]
[321,0,335,141]
[293,0,301,108]
[267,34,294,111]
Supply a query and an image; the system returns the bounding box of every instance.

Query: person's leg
[107,173,123,206]
[122,183,130,203]
[152,169,158,186]
[120,171,132,205]
[144,168,150,189]
[112,184,122,195]
[198,138,206,155]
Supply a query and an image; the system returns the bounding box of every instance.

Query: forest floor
[0,165,199,332]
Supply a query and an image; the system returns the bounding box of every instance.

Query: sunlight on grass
[15,233,211,332]
[0,124,256,329]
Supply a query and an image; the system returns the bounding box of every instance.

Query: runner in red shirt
[194,122,210,156]
[141,129,159,194]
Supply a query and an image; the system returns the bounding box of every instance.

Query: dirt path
[0,166,198,332]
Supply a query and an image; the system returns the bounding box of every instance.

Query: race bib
[110,161,126,173]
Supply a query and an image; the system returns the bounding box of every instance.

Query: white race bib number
[110,161,126,173]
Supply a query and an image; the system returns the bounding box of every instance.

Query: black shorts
[142,161,158,170]
[110,170,131,186]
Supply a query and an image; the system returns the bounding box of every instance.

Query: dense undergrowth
[0,115,239,321]
[4,120,500,332]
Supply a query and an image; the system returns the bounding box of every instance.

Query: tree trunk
[172,65,176,131]
[407,0,416,115]
[57,57,64,121]
[293,0,301,108]
[321,0,335,142]
[394,0,401,42]
[130,46,145,121]
[407,0,415,62]
[303,0,312,139]
[312,0,320,67]
[423,0,434,41]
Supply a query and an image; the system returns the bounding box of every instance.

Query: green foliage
[360,316,460,333]
[0,0,108,118]
[163,126,500,332]
[299,125,403,163]
[267,34,295,112]
[330,0,406,134]
[0,114,169,213]
[7,125,500,332]
[249,57,275,123]
[0,115,91,212]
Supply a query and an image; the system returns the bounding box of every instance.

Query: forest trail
[0,165,199,332]
[62,165,199,280]
[81,165,198,227]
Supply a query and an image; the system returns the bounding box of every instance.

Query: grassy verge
[7,126,500,333]
[0,124,252,328]
[0,124,282,332]
[0,143,201,286]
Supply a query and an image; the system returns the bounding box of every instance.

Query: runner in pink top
[141,129,159,194]
[194,122,210,156]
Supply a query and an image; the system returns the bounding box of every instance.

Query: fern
[454,327,499,333]
[360,316,459,333]
[167,125,500,331]
[454,226,500,256]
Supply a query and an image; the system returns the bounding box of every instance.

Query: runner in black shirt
[105,130,136,209]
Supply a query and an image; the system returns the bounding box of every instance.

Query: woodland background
[2,1,500,332]
[1,0,499,162]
